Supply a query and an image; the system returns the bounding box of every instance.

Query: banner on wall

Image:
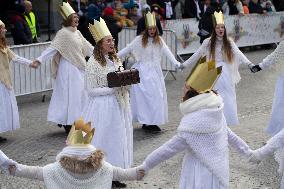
[164,12,284,55]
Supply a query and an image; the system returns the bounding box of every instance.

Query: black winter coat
[10,14,32,45]
[102,15,122,48]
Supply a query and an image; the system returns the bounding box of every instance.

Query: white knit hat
[56,145,97,162]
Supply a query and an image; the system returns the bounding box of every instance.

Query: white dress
[143,128,251,189]
[183,37,251,126]
[259,41,284,135]
[82,56,133,168]
[0,55,31,133]
[118,36,180,125]
[37,47,91,125]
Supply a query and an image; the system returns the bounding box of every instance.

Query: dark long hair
[209,26,233,63]
[182,88,218,102]
[183,87,200,102]
[141,27,161,48]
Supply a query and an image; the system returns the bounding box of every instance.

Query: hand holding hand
[8,164,17,175]
[29,60,40,69]
[248,64,262,73]
[175,62,184,71]
[248,150,262,165]
[136,164,148,180]
[137,169,145,180]
[0,150,17,174]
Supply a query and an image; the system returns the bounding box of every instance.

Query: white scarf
[177,92,230,188]
[50,27,90,78]
[0,48,16,89]
[179,92,223,116]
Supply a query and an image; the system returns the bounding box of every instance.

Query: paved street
[0,48,282,189]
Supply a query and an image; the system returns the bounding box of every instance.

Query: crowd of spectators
[176,0,283,43]
[4,0,284,45]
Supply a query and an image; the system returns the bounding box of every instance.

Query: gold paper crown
[213,11,225,26]
[186,56,222,93]
[88,18,112,43]
[60,2,76,20]
[66,118,95,146]
[145,12,156,28]
[0,20,4,26]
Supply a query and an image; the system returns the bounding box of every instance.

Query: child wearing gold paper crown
[82,17,132,188]
[32,2,94,133]
[0,119,144,189]
[139,58,253,189]
[118,12,181,132]
[0,19,38,142]
[182,11,253,127]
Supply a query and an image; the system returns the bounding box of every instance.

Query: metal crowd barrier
[10,28,178,96]
[10,42,52,96]
[118,27,178,79]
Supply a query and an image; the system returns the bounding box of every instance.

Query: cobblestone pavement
[0,49,282,189]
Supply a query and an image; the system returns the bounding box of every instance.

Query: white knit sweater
[259,40,284,70]
[177,93,229,187]
[85,55,130,108]
[253,128,284,175]
[13,160,139,189]
[48,26,93,78]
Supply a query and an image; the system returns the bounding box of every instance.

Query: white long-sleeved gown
[183,37,251,126]
[0,55,31,133]
[36,29,93,125]
[118,36,180,125]
[2,160,139,189]
[82,56,133,168]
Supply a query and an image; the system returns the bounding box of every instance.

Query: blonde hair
[0,25,7,49]
[0,37,7,49]
[59,150,104,174]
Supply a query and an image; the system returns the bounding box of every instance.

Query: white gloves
[0,150,17,174]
